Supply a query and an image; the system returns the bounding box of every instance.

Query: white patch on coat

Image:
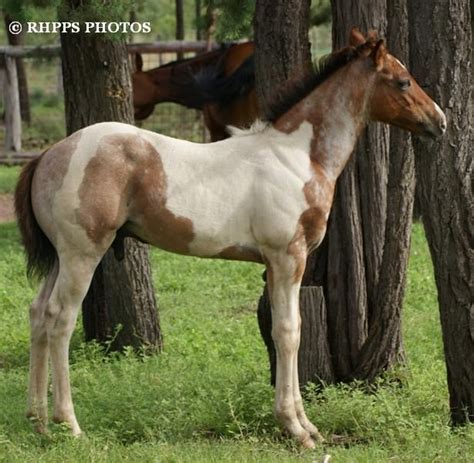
[316,91,360,181]
[433,101,447,129]
[227,119,269,137]
[141,122,315,257]
[393,57,407,70]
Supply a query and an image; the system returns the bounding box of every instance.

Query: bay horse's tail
[14,154,57,280]
[173,54,255,109]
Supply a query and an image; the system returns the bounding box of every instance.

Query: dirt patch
[0,194,15,223]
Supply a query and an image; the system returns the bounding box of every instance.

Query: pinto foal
[15,29,446,448]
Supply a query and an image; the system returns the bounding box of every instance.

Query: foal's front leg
[264,248,316,448]
[293,351,325,442]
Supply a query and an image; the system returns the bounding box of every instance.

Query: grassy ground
[0,166,472,462]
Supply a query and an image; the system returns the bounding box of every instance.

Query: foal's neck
[274,61,373,181]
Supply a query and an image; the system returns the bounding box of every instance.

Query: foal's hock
[16,28,446,448]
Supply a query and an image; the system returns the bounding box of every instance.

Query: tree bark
[256,0,412,387]
[255,0,326,387]
[4,13,31,124]
[3,55,22,154]
[254,0,312,117]
[60,3,162,352]
[329,0,391,380]
[352,0,412,381]
[408,0,473,426]
[176,0,185,59]
[195,0,202,40]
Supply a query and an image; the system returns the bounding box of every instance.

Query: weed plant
[0,167,472,462]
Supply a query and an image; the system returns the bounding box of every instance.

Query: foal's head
[350,28,446,138]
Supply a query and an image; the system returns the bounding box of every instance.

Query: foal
[15,29,445,448]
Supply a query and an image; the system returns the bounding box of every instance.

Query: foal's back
[31,121,313,263]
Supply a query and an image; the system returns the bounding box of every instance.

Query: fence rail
[0,40,221,162]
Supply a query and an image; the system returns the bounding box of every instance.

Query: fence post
[3,54,22,156]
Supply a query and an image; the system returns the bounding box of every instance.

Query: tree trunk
[176,0,185,59]
[205,1,217,51]
[60,4,162,352]
[352,0,412,381]
[256,0,411,387]
[195,0,202,40]
[408,0,473,426]
[4,13,31,124]
[2,55,22,154]
[329,0,392,381]
[254,0,328,387]
[254,0,312,113]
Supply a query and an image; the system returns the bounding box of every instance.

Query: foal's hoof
[27,412,48,435]
[52,416,82,437]
[301,436,316,449]
[311,429,326,444]
[300,419,325,443]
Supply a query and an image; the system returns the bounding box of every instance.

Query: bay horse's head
[350,28,446,138]
[132,53,156,120]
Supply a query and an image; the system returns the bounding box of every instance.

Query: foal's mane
[266,43,370,122]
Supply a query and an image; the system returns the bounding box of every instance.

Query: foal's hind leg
[26,263,59,433]
[45,252,102,436]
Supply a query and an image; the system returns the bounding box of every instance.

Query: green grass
[0,166,20,194]
[0,166,472,462]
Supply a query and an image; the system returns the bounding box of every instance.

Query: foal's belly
[125,213,263,264]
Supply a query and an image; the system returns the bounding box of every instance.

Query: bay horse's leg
[263,248,315,448]
[45,252,101,436]
[26,262,59,433]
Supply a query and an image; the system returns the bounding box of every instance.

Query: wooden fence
[0,41,218,164]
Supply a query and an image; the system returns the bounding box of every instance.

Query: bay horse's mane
[266,42,373,122]
[156,42,234,70]
[188,55,255,107]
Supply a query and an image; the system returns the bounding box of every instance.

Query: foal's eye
[398,79,411,91]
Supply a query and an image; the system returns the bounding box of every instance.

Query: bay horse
[132,45,229,120]
[132,42,257,141]
[15,29,446,448]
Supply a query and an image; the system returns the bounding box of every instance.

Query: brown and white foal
[15,29,445,448]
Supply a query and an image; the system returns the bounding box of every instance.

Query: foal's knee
[29,303,47,340]
[44,300,71,340]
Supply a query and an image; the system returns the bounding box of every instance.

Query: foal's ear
[349,27,366,46]
[371,39,386,71]
[135,53,143,72]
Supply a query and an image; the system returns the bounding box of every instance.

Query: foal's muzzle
[419,107,447,139]
[420,121,446,139]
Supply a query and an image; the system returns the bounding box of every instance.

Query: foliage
[1,0,135,23]
[199,0,332,41]
[0,166,473,461]
[0,0,60,22]
[311,0,331,26]
[57,0,136,25]
[202,0,255,41]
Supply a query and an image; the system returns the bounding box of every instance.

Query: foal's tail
[14,154,57,280]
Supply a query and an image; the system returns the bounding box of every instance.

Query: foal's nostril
[440,120,447,132]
